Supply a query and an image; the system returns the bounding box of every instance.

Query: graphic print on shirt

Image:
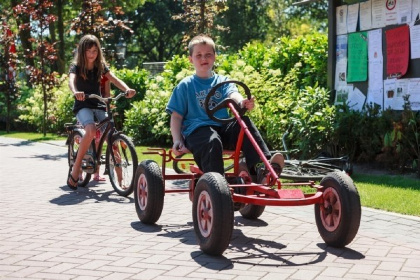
[197,89,222,110]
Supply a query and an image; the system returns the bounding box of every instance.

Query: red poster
[386,25,410,78]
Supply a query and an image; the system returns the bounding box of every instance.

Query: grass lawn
[1,131,419,217]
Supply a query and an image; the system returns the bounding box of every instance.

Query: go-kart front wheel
[192,172,234,256]
[315,171,361,247]
[134,160,164,224]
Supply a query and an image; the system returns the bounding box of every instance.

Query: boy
[166,34,284,182]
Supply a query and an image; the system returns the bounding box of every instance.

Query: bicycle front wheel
[280,160,342,182]
[106,134,138,196]
[68,130,92,187]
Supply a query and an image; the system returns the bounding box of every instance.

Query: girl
[67,34,136,190]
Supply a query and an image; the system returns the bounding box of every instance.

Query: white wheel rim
[197,190,213,238]
[137,174,148,210]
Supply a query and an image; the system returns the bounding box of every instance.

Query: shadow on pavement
[130,218,359,269]
[317,243,365,260]
[16,153,67,161]
[50,182,134,205]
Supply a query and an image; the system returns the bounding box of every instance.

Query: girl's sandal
[67,173,78,190]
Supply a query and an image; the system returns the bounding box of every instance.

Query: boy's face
[189,43,215,78]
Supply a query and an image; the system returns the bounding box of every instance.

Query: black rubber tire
[134,160,164,224]
[192,172,234,256]
[68,130,92,187]
[106,134,138,196]
[315,171,361,247]
[237,162,266,219]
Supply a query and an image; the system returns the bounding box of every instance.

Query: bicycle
[65,92,138,196]
[278,130,353,181]
[172,130,353,182]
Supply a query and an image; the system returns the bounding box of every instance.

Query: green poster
[347,32,368,82]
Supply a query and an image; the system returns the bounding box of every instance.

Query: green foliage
[268,35,328,89]
[124,59,194,146]
[331,103,393,163]
[124,34,334,159]
[112,67,149,128]
[383,96,420,176]
[17,76,75,134]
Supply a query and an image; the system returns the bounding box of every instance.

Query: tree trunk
[11,0,34,86]
[56,0,66,74]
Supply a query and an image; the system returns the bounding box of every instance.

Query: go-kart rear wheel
[134,160,164,224]
[193,172,234,256]
[238,161,266,219]
[315,171,361,247]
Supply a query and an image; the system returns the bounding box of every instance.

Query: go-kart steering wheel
[204,80,252,124]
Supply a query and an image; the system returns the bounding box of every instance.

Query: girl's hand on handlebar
[125,89,136,98]
[73,91,85,101]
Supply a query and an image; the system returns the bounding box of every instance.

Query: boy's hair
[73,34,106,81]
[188,34,216,56]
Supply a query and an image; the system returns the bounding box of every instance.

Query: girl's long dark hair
[73,34,106,81]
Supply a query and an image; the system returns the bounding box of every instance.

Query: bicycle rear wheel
[106,134,138,196]
[280,160,343,182]
[68,130,92,187]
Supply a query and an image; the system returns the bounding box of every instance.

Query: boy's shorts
[76,108,108,128]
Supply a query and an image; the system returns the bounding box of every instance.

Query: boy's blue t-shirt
[166,74,237,137]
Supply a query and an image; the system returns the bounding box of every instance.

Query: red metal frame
[143,102,325,206]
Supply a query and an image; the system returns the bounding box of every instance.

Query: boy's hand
[172,140,189,156]
[240,96,255,111]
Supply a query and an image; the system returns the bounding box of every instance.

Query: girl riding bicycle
[67,34,136,190]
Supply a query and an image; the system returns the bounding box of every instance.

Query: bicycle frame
[66,93,127,174]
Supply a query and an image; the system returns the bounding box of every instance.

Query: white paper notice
[398,0,412,24]
[348,87,366,111]
[368,29,384,91]
[372,0,385,28]
[335,85,352,105]
[392,79,409,110]
[337,5,348,35]
[410,24,420,59]
[407,78,420,110]
[412,0,420,21]
[347,3,360,33]
[335,35,348,89]
[385,0,398,25]
[384,79,397,109]
[360,0,372,30]
[367,88,384,108]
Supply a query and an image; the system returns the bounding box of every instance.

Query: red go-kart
[133,81,361,256]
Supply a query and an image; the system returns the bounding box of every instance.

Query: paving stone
[1,136,420,280]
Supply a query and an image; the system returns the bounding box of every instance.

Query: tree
[125,0,185,66]
[69,0,133,65]
[173,0,228,45]
[215,0,271,52]
[13,0,60,136]
[0,14,19,133]
[266,0,328,39]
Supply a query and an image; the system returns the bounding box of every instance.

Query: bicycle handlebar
[86,91,128,103]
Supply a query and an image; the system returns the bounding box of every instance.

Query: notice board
[327,0,420,111]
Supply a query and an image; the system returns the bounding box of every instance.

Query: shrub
[17,75,74,134]
[124,64,193,146]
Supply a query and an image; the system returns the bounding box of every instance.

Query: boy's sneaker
[256,153,285,183]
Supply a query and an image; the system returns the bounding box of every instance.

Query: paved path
[1,136,420,280]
